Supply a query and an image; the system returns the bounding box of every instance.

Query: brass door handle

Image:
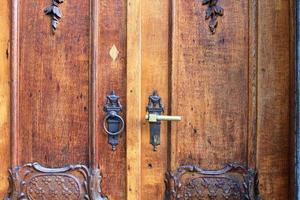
[145,114,181,123]
[146,90,181,151]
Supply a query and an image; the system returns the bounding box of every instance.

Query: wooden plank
[0,0,10,197]
[11,0,19,167]
[141,0,170,199]
[126,0,141,199]
[18,0,90,166]
[289,0,295,198]
[257,0,291,199]
[247,0,258,169]
[171,0,249,169]
[96,0,127,199]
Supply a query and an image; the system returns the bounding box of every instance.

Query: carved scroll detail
[165,163,261,200]
[202,0,224,34]
[5,162,107,200]
[44,0,64,33]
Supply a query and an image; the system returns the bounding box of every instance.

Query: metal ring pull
[103,111,125,136]
[103,91,124,151]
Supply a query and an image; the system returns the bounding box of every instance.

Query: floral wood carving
[165,163,261,200]
[202,0,224,34]
[4,162,108,200]
[44,0,64,33]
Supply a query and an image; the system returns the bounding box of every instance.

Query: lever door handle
[145,114,181,122]
[146,90,181,151]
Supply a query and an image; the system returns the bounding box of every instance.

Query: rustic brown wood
[247,0,258,169]
[0,0,10,196]
[90,0,99,170]
[289,0,296,198]
[140,0,170,199]
[171,0,249,169]
[11,0,20,168]
[126,0,142,199]
[96,1,127,199]
[17,0,90,166]
[256,1,292,199]
[0,0,295,199]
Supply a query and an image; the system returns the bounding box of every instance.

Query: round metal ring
[103,113,125,136]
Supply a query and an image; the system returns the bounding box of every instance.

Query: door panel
[0,0,294,199]
[171,0,249,168]
[18,0,90,165]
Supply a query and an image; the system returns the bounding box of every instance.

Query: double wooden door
[0,0,294,199]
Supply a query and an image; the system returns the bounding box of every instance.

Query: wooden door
[0,0,294,200]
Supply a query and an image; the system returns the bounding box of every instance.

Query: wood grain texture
[289,0,295,198]
[18,0,90,166]
[96,1,127,199]
[257,0,291,199]
[126,0,142,199]
[247,0,258,169]
[0,0,10,197]
[171,0,249,169]
[140,0,170,199]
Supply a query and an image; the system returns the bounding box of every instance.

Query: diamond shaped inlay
[109,45,119,61]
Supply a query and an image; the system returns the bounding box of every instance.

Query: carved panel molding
[202,0,224,34]
[5,163,107,200]
[165,163,261,200]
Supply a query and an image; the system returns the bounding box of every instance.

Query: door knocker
[103,91,125,151]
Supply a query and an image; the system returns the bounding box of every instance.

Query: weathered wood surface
[171,0,249,169]
[97,1,127,199]
[0,0,10,197]
[140,0,170,199]
[126,0,142,199]
[0,0,295,199]
[257,1,292,199]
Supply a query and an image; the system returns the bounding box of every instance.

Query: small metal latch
[103,91,125,151]
[146,91,181,151]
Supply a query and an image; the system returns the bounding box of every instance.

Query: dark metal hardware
[44,0,64,34]
[103,91,125,151]
[146,91,181,151]
[202,0,224,34]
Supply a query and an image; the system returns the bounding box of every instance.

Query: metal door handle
[145,113,181,122]
[146,90,181,151]
[103,91,124,151]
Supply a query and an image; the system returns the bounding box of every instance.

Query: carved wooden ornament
[5,163,107,200]
[165,163,261,200]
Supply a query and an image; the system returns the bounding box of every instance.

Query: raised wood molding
[6,0,106,198]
